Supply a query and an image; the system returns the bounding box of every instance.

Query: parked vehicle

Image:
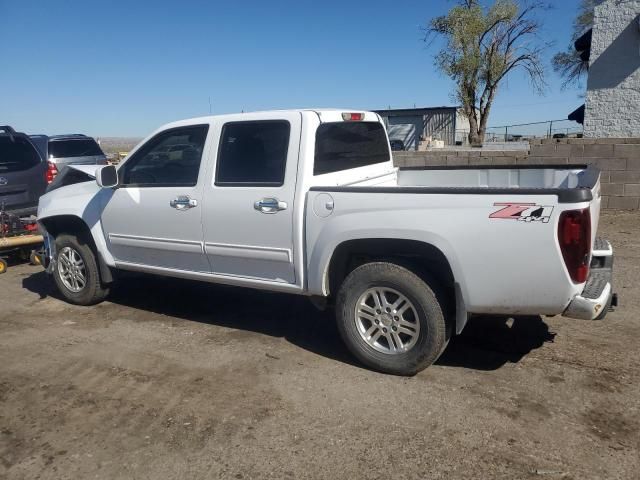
[0,125,48,217]
[36,109,617,375]
[29,134,106,183]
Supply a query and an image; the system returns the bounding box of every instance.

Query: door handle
[254,197,287,214]
[170,195,198,211]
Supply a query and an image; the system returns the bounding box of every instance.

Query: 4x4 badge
[490,202,554,223]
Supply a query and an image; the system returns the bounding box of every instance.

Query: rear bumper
[563,238,617,320]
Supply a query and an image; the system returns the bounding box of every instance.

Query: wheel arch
[40,214,92,240]
[323,237,469,335]
[39,214,114,284]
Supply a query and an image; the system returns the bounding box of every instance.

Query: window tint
[0,136,42,173]
[314,122,390,175]
[215,121,290,186]
[49,139,104,158]
[121,125,208,187]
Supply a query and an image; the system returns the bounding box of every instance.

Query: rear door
[100,124,210,272]
[202,113,301,284]
[0,134,46,213]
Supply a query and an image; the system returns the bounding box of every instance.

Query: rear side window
[0,136,41,173]
[314,122,390,175]
[215,121,290,186]
[49,139,103,158]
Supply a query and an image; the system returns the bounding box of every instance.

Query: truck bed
[313,164,599,204]
[305,163,602,315]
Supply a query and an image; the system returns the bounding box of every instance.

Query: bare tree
[425,0,550,146]
[552,0,595,89]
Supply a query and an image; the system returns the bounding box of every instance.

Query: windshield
[314,122,390,175]
[0,136,42,173]
[49,139,104,158]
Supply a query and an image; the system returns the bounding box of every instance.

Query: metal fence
[455,119,583,145]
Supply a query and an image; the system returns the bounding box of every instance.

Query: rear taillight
[45,161,58,184]
[558,208,591,283]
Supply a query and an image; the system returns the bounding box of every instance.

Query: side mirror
[96,165,118,188]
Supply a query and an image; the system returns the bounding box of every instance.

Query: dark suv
[0,126,47,217]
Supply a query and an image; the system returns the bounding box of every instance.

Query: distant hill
[97,137,142,155]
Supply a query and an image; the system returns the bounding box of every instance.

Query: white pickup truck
[37,109,616,375]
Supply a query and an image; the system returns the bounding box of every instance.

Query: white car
[36,109,616,375]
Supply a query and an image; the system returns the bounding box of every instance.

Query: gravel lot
[1,210,639,480]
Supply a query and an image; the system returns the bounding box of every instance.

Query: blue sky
[1,0,585,137]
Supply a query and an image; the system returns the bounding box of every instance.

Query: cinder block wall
[584,0,640,138]
[392,138,640,210]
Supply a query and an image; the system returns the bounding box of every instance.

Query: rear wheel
[53,234,109,305]
[0,258,7,274]
[336,262,447,376]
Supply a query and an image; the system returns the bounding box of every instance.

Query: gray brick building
[584,0,640,137]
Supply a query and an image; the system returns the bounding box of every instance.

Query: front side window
[314,122,390,175]
[49,139,104,158]
[120,125,209,187]
[215,121,290,186]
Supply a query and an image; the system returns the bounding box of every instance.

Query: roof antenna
[208,97,212,114]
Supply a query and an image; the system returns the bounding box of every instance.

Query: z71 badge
[489,202,554,223]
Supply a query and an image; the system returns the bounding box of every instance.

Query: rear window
[314,122,390,175]
[49,139,103,158]
[0,136,41,173]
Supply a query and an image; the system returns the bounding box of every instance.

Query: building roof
[568,104,585,124]
[374,106,461,114]
[574,28,592,63]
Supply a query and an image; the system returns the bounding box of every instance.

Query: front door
[100,124,210,272]
[202,113,301,284]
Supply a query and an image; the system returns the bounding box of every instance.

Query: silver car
[30,134,107,170]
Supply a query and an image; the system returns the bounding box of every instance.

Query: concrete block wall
[392,138,640,210]
[584,0,640,138]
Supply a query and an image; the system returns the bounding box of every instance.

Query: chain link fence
[455,119,583,145]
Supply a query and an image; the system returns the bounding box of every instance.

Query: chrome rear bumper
[563,237,617,320]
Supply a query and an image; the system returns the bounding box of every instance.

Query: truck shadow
[22,271,555,372]
[437,315,556,370]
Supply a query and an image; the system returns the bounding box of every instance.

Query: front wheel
[53,234,109,305]
[336,262,448,376]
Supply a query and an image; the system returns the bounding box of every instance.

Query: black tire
[336,262,447,376]
[53,233,109,305]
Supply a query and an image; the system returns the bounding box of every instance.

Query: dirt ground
[1,210,638,480]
